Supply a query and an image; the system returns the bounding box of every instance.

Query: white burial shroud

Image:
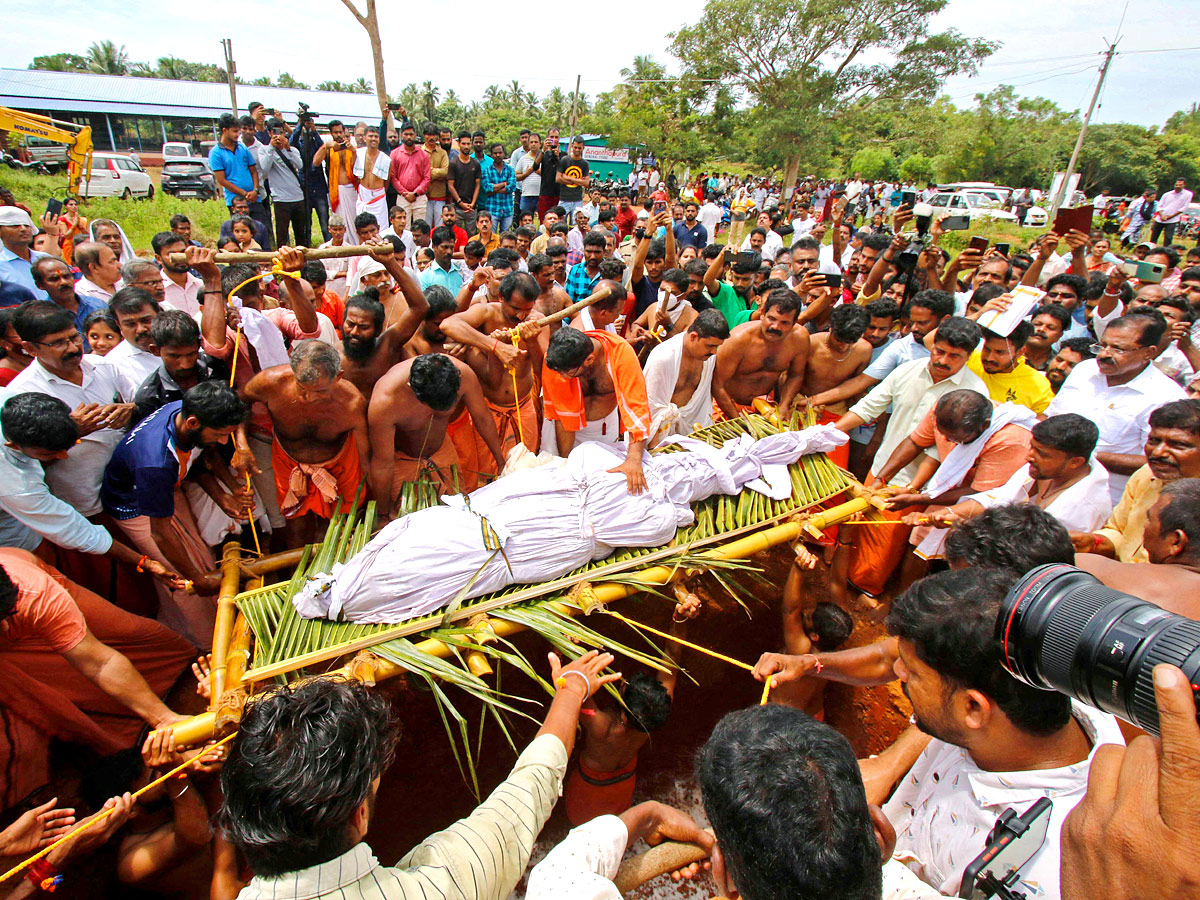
[294,426,848,624]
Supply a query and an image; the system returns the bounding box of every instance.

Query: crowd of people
[0,97,1198,900]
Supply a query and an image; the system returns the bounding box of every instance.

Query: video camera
[895,201,934,276]
[998,564,1200,736]
[297,102,319,124]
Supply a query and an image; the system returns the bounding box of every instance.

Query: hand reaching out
[0,798,76,856]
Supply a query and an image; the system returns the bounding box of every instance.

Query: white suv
[927,191,1017,223]
[82,153,154,200]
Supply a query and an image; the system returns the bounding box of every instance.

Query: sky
[2,0,1196,128]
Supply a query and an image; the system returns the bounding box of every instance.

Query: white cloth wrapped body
[293,426,847,624]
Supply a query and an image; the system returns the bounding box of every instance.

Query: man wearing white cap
[0,206,50,301]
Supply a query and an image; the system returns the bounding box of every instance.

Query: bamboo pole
[216,613,254,731]
[167,496,871,745]
[208,542,243,710]
[166,243,391,267]
[498,282,621,338]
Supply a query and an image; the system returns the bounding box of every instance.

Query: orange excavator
[0,107,93,196]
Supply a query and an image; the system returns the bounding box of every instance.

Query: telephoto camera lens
[996,564,1200,736]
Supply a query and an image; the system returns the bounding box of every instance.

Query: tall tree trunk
[339,0,388,119]
[782,153,803,202]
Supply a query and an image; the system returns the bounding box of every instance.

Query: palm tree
[251,75,273,87]
[420,81,440,123]
[483,84,502,107]
[156,57,191,80]
[398,82,421,115]
[318,80,347,92]
[352,76,373,94]
[506,79,528,108]
[543,87,568,127]
[85,41,130,76]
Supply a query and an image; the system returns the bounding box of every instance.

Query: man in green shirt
[703,247,760,328]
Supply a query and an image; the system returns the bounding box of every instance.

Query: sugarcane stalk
[167,243,392,267]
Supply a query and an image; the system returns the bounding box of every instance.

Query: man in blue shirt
[31,257,107,351]
[672,202,708,250]
[209,113,261,211]
[418,226,465,295]
[102,381,247,596]
[566,231,606,302]
[0,206,49,302]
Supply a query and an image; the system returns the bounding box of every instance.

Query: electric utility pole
[1050,41,1117,216]
[221,39,238,116]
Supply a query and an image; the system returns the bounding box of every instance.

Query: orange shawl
[543,330,651,442]
[327,146,359,212]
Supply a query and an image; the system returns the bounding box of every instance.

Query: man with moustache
[387,117,431,226]
[1071,399,1200,563]
[1045,338,1095,393]
[102,287,163,402]
[712,290,809,421]
[645,309,730,440]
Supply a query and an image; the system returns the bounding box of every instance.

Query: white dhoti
[335,186,361,241]
[357,185,388,231]
[294,426,848,623]
[541,404,620,457]
[645,334,716,442]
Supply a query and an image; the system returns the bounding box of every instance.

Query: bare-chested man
[236,340,369,547]
[442,272,546,476]
[798,303,873,468]
[644,309,730,441]
[712,289,810,421]
[338,252,429,402]
[1075,479,1200,617]
[368,353,505,519]
[542,300,653,494]
[404,285,459,358]
[528,252,571,319]
[354,115,391,230]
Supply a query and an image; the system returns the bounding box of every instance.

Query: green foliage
[84,41,131,76]
[899,153,935,184]
[275,73,308,90]
[28,53,88,72]
[849,147,896,180]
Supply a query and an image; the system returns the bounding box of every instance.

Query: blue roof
[0,67,385,123]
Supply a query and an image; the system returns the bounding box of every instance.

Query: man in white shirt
[698,196,723,239]
[72,240,123,301]
[1045,314,1186,504]
[739,212,783,262]
[153,231,203,316]
[9,302,132,519]
[882,567,1124,899]
[1151,177,1193,245]
[102,287,163,402]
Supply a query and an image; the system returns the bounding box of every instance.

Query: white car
[927,191,1017,223]
[82,153,154,200]
[1024,206,1049,227]
[162,142,195,159]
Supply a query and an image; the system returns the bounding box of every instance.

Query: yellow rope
[0,731,237,884]
[604,610,773,704]
[221,258,301,559]
[508,329,526,450]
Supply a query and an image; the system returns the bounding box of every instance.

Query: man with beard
[101,286,163,402]
[798,304,873,468]
[442,273,548,481]
[338,253,429,402]
[965,320,1055,414]
[368,353,504,518]
[702,247,759,329]
[151,231,203,316]
[1072,399,1200,562]
[132,310,226,422]
[102,383,249,644]
[387,117,431,226]
[353,114,391,231]
[237,340,369,548]
[1046,337,1094,393]
[1075,478,1200,616]
[630,212,676,319]
[313,120,360,242]
[404,286,459,358]
[1045,314,1187,504]
[712,290,809,421]
[528,253,571,318]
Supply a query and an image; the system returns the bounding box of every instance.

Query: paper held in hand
[976,285,1045,337]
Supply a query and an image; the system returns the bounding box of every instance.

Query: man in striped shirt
[220,650,617,900]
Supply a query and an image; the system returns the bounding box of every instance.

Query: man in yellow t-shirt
[967,321,1055,414]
